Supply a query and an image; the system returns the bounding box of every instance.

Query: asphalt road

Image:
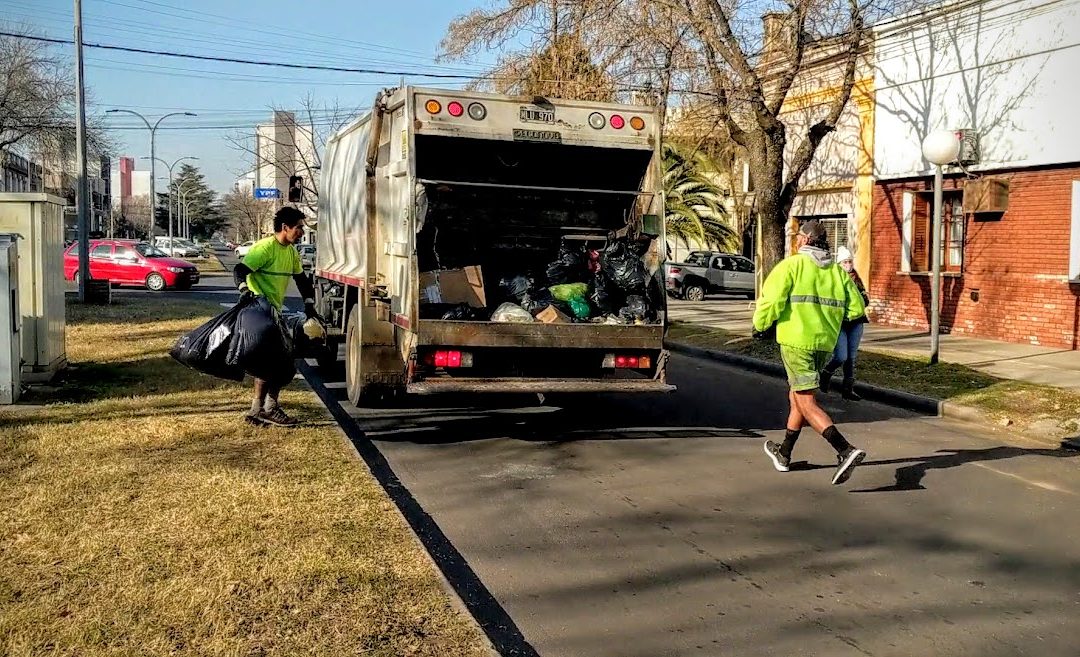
[121,249,1080,656]
[304,352,1080,657]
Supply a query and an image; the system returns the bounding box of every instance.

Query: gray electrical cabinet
[0,194,67,381]
[0,234,21,404]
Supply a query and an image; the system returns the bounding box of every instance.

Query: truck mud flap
[406,378,676,395]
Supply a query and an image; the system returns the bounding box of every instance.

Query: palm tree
[663,142,740,255]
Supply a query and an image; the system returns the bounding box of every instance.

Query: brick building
[868,0,1080,348]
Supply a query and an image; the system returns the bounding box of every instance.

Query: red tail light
[428,350,473,368]
[605,354,652,369]
[447,101,464,117]
[668,267,682,275]
[610,114,625,129]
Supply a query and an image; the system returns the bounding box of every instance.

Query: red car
[64,239,200,291]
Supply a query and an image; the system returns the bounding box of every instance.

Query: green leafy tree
[663,142,738,253]
[155,164,225,238]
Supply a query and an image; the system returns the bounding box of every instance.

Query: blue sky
[4,0,498,192]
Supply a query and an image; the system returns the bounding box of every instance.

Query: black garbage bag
[441,303,484,321]
[282,313,328,359]
[420,303,461,319]
[619,295,649,323]
[600,239,650,295]
[521,287,555,315]
[226,296,296,387]
[499,275,533,303]
[545,242,589,285]
[169,301,248,381]
[589,271,622,315]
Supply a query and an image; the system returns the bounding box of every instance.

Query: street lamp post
[106,110,196,240]
[142,156,198,247]
[921,129,961,365]
[178,181,198,240]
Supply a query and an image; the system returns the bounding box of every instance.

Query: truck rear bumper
[406,378,676,395]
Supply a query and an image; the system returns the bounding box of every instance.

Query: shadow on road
[851,446,1080,492]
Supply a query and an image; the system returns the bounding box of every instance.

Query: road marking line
[972,463,1077,495]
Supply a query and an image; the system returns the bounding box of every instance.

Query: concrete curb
[666,340,943,416]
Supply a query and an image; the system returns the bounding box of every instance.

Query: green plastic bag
[567,296,591,319]
[550,283,589,302]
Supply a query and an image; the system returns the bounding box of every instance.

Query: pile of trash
[418,235,661,325]
[171,296,328,383]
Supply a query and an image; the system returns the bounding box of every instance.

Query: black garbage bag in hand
[226,296,296,387]
[170,301,247,381]
[545,242,589,285]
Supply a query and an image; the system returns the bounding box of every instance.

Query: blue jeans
[827,322,865,382]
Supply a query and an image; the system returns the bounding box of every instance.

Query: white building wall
[873,0,1080,179]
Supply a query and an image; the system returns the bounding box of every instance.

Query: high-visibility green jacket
[752,249,866,352]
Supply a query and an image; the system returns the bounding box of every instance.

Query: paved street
[303,349,1080,657]
[111,251,1080,655]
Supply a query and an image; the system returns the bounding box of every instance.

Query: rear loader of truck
[314,86,674,405]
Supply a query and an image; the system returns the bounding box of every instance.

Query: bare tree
[227,94,357,212]
[221,189,272,242]
[440,0,922,272]
[0,28,110,158]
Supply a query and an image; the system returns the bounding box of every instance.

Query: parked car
[154,237,202,259]
[235,241,256,258]
[665,251,756,301]
[64,240,200,291]
[297,244,316,271]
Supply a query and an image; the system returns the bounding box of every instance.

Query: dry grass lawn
[0,298,487,656]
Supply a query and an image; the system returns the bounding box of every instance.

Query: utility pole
[73,0,90,302]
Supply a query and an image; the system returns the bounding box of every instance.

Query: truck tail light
[588,112,606,129]
[668,267,681,275]
[447,101,464,117]
[467,102,487,120]
[609,114,625,129]
[425,99,442,114]
[603,354,652,369]
[629,116,645,131]
[427,350,473,368]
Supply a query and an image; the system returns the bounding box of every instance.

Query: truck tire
[683,283,706,302]
[345,305,366,406]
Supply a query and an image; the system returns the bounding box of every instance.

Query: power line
[0,29,486,79]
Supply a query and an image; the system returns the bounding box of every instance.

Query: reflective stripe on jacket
[752,253,866,352]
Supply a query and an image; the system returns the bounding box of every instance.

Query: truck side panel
[316,119,371,287]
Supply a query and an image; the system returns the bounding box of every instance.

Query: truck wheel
[683,284,705,302]
[345,306,365,406]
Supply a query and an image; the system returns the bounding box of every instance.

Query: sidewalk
[669,299,1080,391]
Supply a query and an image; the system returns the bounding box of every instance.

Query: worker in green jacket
[753,220,868,485]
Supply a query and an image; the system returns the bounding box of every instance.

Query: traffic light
[288,175,303,202]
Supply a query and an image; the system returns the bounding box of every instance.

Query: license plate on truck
[513,128,561,143]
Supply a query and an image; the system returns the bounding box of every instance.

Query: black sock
[780,429,800,458]
[822,426,852,454]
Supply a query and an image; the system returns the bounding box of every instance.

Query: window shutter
[912,195,930,272]
[901,191,914,272]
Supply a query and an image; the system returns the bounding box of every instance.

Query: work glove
[752,324,775,341]
[238,283,254,305]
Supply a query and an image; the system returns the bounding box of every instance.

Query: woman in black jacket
[821,246,869,400]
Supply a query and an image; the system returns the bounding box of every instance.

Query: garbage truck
[313,86,674,405]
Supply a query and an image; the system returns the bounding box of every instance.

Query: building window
[911,191,964,272]
[797,215,849,253]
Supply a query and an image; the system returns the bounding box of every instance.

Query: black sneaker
[763,440,791,472]
[244,412,266,426]
[260,406,300,427]
[832,447,867,485]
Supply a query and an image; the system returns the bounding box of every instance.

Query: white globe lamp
[922,130,961,166]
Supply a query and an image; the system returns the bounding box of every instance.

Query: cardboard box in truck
[419,266,486,308]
